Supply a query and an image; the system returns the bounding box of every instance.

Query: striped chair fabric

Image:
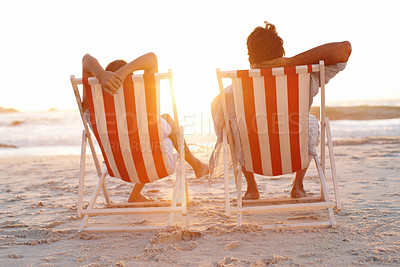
[223,64,319,176]
[83,73,174,184]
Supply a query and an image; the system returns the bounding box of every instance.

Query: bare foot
[128,193,152,203]
[243,190,260,200]
[290,189,307,198]
[194,163,210,178]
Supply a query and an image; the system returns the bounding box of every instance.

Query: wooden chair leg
[319,60,326,174]
[180,126,187,214]
[168,165,180,226]
[237,167,243,226]
[78,130,87,217]
[78,215,90,232]
[223,129,230,216]
[79,168,107,232]
[314,156,329,201]
[87,133,111,205]
[325,118,341,210]
[184,182,188,211]
[314,155,336,227]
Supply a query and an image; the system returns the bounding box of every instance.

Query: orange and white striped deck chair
[70,70,187,232]
[217,61,340,229]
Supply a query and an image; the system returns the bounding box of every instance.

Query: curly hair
[247,22,285,64]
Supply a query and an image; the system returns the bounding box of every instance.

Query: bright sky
[1,0,399,115]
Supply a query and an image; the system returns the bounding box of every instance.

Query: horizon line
[2,98,400,113]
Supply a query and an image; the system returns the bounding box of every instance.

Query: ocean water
[0,107,399,157]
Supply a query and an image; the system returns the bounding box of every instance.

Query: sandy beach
[1,137,399,266]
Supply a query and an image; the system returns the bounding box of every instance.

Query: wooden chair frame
[70,70,187,232]
[217,61,341,229]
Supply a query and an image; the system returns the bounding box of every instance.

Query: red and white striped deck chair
[217,61,340,229]
[70,70,187,232]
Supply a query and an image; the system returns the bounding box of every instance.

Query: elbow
[145,52,158,72]
[146,52,158,64]
[82,53,92,65]
[340,41,352,62]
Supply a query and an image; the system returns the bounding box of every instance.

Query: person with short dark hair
[82,53,209,202]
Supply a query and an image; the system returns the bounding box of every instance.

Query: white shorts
[160,118,174,168]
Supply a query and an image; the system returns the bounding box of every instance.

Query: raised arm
[81,53,159,110]
[115,52,158,81]
[82,54,123,95]
[254,41,352,68]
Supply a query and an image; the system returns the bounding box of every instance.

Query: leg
[242,166,260,199]
[128,183,152,202]
[161,114,209,178]
[290,167,308,198]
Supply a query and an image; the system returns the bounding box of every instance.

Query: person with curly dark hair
[248,22,351,69]
[247,23,285,64]
[210,21,352,199]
